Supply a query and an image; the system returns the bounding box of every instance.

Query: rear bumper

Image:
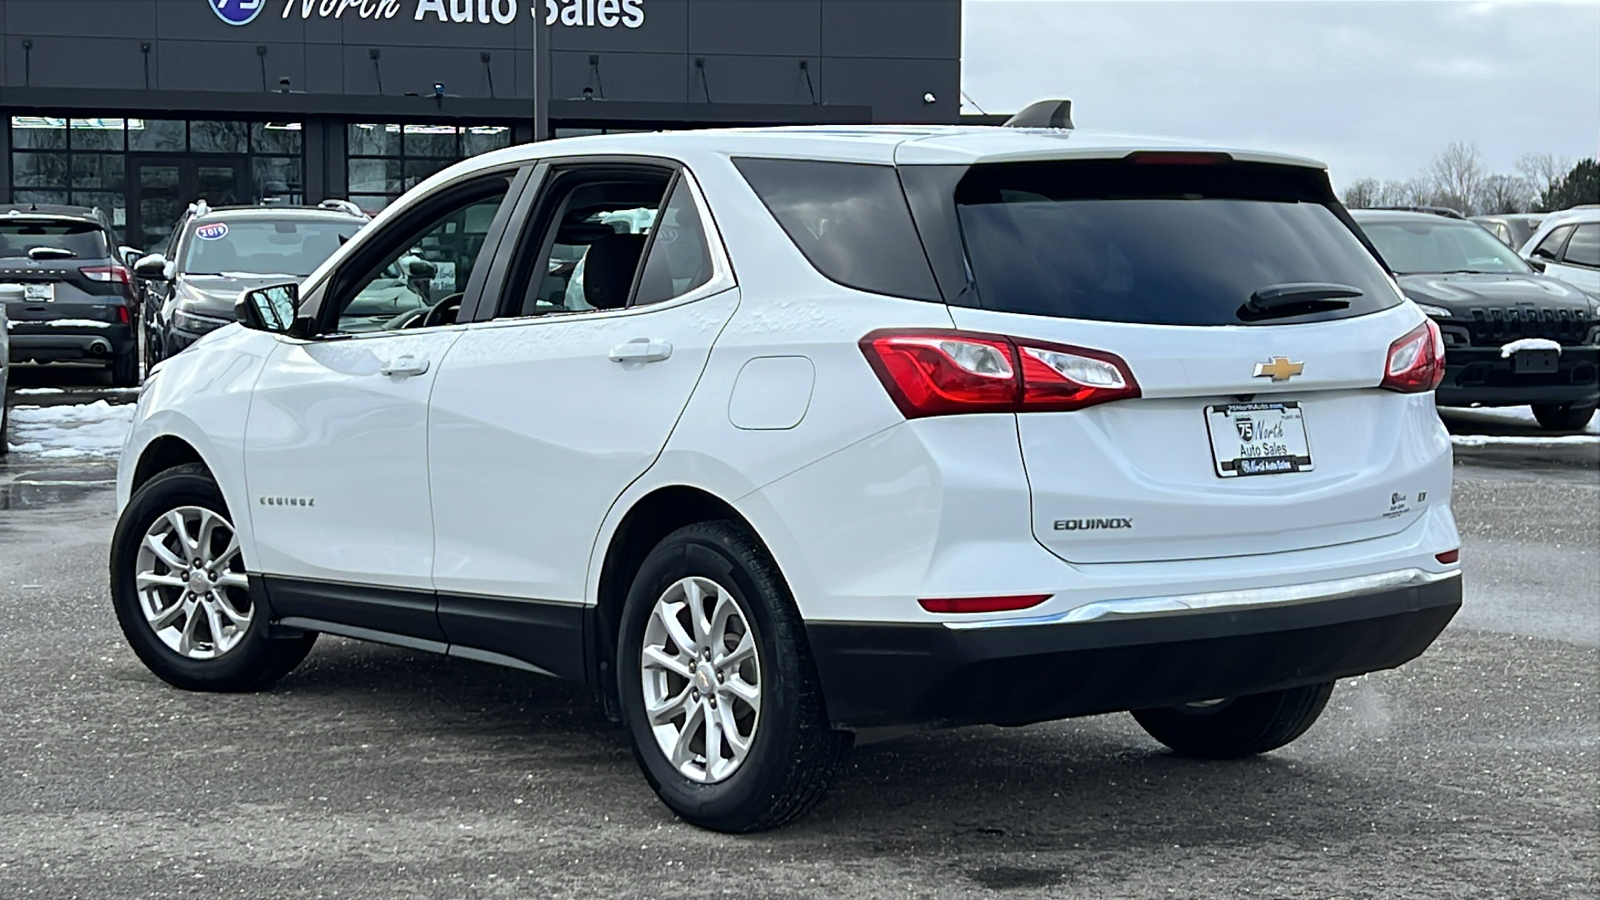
[807,571,1461,730]
[1437,345,1599,407]
[9,327,135,362]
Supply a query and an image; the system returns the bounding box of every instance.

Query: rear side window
[734,158,939,301]
[1530,225,1574,261]
[1561,224,1598,269]
[955,161,1401,326]
[0,220,109,260]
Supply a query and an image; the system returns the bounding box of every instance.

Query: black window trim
[478,153,734,324]
[294,163,532,339]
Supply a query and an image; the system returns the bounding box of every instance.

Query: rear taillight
[1381,320,1446,393]
[1435,549,1460,565]
[81,265,131,285]
[860,329,1140,419]
[116,305,130,325]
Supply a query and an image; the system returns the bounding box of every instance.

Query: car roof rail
[1367,205,1467,220]
[1003,99,1075,130]
[318,199,369,218]
[187,199,210,217]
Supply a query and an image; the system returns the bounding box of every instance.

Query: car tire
[0,403,9,456]
[110,463,316,692]
[1131,681,1335,759]
[617,521,852,833]
[110,350,140,388]
[1530,402,1596,432]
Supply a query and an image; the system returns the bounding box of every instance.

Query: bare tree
[1374,180,1411,207]
[1474,174,1533,215]
[1401,176,1440,207]
[1516,152,1572,209]
[1342,177,1381,209]
[1428,141,1484,214]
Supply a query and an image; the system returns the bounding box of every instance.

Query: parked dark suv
[1,204,139,386]
[1354,209,1600,430]
[136,202,370,366]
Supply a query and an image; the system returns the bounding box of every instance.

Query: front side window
[333,177,511,334]
[1560,224,1599,269]
[1530,225,1575,261]
[1360,219,1532,276]
[181,218,359,277]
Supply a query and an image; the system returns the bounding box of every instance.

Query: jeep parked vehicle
[113,117,1463,832]
[1354,209,1600,430]
[1,204,139,386]
[1470,213,1544,250]
[135,202,370,367]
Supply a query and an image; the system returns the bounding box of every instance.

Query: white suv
[112,121,1463,832]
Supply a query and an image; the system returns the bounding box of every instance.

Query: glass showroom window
[10,116,130,241]
[347,123,512,213]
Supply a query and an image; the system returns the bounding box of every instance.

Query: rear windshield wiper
[1239,283,1362,322]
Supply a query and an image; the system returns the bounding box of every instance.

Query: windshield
[1359,219,1532,275]
[0,221,109,260]
[183,218,359,277]
[955,161,1400,326]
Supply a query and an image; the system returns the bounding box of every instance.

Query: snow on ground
[5,400,135,457]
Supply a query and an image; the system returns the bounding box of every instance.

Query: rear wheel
[1531,402,1596,432]
[110,463,315,691]
[617,521,851,832]
[1131,682,1334,759]
[110,350,140,387]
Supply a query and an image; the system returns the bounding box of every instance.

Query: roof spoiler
[1003,99,1074,130]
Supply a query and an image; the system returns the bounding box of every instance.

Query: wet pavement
[0,380,1596,899]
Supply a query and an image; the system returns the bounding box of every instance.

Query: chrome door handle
[380,356,430,378]
[609,338,674,364]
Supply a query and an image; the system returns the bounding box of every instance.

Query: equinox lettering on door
[261,0,646,26]
[1053,518,1134,531]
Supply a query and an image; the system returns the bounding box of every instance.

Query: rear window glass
[734,158,939,301]
[955,161,1400,326]
[0,220,108,260]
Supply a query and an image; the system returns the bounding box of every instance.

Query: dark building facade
[0,0,961,248]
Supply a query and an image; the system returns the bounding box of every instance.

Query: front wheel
[617,522,851,832]
[1531,402,1596,432]
[110,463,315,692]
[1131,682,1335,759]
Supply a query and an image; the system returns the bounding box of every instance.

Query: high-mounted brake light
[80,264,130,285]
[1381,320,1446,393]
[918,595,1051,614]
[861,329,1140,418]
[1124,151,1233,166]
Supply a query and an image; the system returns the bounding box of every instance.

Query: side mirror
[120,246,143,269]
[1527,259,1547,273]
[134,253,170,280]
[236,283,299,334]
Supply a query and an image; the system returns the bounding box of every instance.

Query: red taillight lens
[1435,549,1459,564]
[81,264,131,285]
[918,594,1051,614]
[116,305,130,324]
[1381,320,1446,393]
[860,329,1140,418]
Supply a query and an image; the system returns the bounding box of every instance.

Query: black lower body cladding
[807,575,1461,730]
[1435,345,1599,409]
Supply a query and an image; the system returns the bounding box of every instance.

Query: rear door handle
[380,355,430,378]
[609,338,673,364]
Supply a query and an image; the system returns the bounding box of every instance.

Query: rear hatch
[0,217,129,328]
[941,158,1441,564]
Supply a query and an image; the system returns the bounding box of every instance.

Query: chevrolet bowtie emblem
[1253,357,1304,382]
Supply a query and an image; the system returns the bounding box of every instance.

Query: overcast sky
[961,1,1600,188]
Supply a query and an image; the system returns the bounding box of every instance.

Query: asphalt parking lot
[1,368,1596,899]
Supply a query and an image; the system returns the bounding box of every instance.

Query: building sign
[209,0,267,26]
[254,0,645,27]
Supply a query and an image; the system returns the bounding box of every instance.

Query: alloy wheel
[133,506,252,659]
[640,576,762,784]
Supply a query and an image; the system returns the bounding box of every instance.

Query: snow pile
[1499,338,1563,359]
[1452,434,1598,447]
[5,400,136,457]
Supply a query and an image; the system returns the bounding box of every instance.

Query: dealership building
[0,0,962,249]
